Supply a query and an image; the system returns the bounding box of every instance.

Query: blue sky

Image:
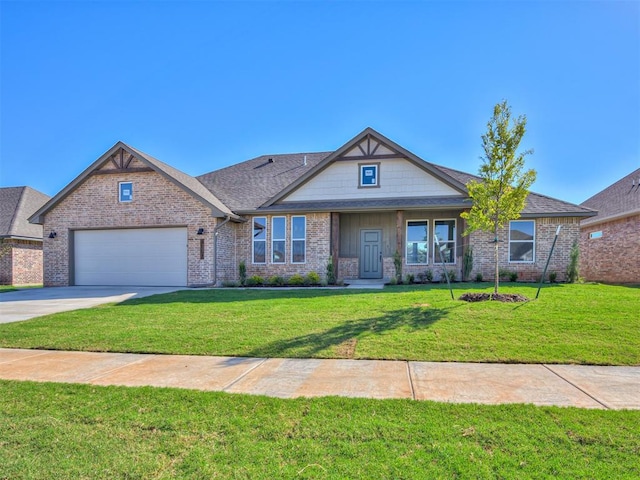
[1,1,638,205]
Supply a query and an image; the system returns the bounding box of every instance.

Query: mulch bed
[459,292,529,303]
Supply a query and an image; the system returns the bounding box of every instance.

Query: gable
[276,130,465,205]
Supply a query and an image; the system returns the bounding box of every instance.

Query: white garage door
[74,228,188,286]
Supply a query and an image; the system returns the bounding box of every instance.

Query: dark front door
[360,229,383,279]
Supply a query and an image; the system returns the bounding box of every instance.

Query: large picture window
[434,220,456,264]
[509,220,535,262]
[406,220,429,265]
[291,216,306,263]
[252,217,267,264]
[272,216,286,263]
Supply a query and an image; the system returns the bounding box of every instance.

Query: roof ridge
[6,186,26,236]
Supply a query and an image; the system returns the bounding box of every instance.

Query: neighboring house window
[272,216,286,263]
[292,216,306,263]
[406,220,429,265]
[509,220,535,262]
[253,217,267,264]
[434,219,456,264]
[359,163,379,187]
[119,182,133,202]
[589,231,603,239]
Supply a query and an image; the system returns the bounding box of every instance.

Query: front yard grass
[1,380,639,479]
[0,283,638,365]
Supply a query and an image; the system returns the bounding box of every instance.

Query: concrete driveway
[0,286,186,324]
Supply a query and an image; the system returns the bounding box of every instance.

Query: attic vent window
[359,163,380,188]
[589,231,603,239]
[119,182,133,202]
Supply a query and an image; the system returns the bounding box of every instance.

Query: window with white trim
[119,182,133,202]
[406,220,429,265]
[272,216,286,263]
[252,217,267,264]
[291,216,306,263]
[359,163,379,187]
[509,220,535,262]
[434,219,456,264]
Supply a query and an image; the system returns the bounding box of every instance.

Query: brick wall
[0,239,43,285]
[469,217,581,282]
[43,169,219,287]
[227,212,331,282]
[579,214,640,283]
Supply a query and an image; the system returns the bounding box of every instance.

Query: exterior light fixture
[48,231,57,239]
[196,228,204,235]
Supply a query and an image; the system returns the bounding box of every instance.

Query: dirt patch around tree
[459,293,529,303]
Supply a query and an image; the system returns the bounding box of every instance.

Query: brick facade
[579,214,640,284]
[221,213,331,283]
[0,239,43,285]
[469,217,581,282]
[43,166,219,287]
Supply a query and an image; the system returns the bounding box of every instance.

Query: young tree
[461,101,537,294]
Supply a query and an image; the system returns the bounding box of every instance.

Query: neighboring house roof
[580,168,640,227]
[29,142,241,224]
[0,186,50,240]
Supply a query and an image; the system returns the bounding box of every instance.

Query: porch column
[396,210,404,256]
[331,212,340,276]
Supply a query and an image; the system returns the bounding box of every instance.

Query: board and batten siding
[283,158,462,202]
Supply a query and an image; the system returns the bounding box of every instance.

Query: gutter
[212,215,232,286]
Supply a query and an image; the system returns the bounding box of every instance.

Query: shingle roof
[580,168,640,225]
[0,186,50,240]
[196,152,330,212]
[260,196,473,213]
[433,164,595,217]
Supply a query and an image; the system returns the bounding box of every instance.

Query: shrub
[239,261,247,286]
[326,257,336,285]
[245,275,264,287]
[305,271,321,286]
[475,272,484,282]
[509,271,518,282]
[549,271,558,283]
[221,280,239,287]
[567,241,580,283]
[405,273,415,284]
[393,250,402,283]
[288,274,305,286]
[441,269,456,283]
[462,247,473,281]
[388,276,398,285]
[418,269,434,283]
[268,275,286,286]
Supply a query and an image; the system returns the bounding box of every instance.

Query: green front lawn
[0,283,638,365]
[1,380,638,479]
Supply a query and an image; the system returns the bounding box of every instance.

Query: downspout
[213,215,232,286]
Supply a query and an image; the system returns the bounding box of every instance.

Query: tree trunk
[494,228,500,294]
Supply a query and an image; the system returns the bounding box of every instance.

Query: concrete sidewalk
[1,348,638,409]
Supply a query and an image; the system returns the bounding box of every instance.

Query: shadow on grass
[232,305,451,360]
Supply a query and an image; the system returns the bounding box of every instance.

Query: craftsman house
[579,168,640,283]
[30,128,595,287]
[1,186,51,285]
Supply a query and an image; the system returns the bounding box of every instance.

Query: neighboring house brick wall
[42,171,218,287]
[579,214,640,283]
[0,239,43,285]
[470,217,581,282]
[233,213,331,282]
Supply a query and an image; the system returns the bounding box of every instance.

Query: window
[359,163,379,187]
[509,220,535,262]
[406,220,429,264]
[292,216,306,263]
[434,220,456,264]
[252,217,267,264]
[119,182,133,202]
[272,216,286,263]
[589,231,603,239]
